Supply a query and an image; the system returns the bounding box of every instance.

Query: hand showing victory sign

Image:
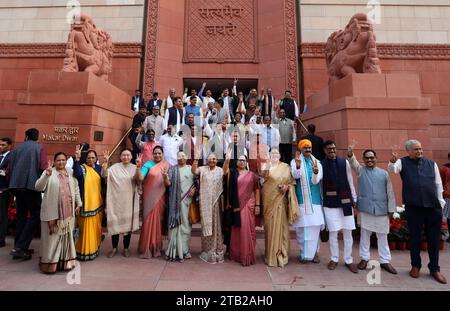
[45,160,53,176]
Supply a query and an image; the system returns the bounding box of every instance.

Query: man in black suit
[147,92,163,113]
[131,89,145,112]
[301,124,325,160]
[0,137,12,247]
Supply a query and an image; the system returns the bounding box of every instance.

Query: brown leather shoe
[345,263,359,274]
[409,266,420,278]
[380,263,398,274]
[430,272,447,284]
[313,253,320,264]
[357,260,368,270]
[327,260,338,270]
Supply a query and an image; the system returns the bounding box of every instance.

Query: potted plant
[7,198,16,237]
[389,206,408,250]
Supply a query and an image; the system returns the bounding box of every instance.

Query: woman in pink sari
[137,145,169,258]
[223,153,260,266]
[135,128,160,164]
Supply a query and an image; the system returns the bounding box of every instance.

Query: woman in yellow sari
[261,149,299,267]
[73,146,105,261]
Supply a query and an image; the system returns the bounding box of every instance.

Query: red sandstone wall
[302,57,450,166]
[0,56,141,142]
[151,0,298,101]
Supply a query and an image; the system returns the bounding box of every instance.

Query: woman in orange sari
[223,152,260,266]
[137,145,169,258]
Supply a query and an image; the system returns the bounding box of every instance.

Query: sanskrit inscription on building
[199,5,243,36]
[184,0,258,63]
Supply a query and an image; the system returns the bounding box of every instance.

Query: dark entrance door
[183,78,258,100]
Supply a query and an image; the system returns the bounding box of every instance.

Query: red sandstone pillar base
[15,70,133,157]
[302,73,432,202]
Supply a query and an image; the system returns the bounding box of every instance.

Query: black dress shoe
[9,248,21,259]
[345,263,359,274]
[380,263,398,274]
[10,248,32,260]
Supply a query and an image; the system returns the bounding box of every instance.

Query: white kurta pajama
[322,159,357,265]
[291,155,325,261]
[348,155,396,264]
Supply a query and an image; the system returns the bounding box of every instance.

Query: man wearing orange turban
[291,139,324,264]
[298,139,312,150]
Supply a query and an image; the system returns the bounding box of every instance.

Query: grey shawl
[168,165,182,229]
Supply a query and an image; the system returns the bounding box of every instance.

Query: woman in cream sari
[137,145,169,258]
[261,149,299,267]
[35,152,82,274]
[192,153,225,264]
[102,149,141,258]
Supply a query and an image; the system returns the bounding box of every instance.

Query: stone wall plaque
[183,0,258,63]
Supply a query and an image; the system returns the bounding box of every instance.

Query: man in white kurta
[347,146,397,274]
[291,139,325,263]
[321,140,358,273]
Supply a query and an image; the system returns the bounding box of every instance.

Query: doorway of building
[183,78,258,100]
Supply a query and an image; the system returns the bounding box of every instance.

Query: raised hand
[161,167,169,178]
[45,160,53,176]
[202,82,207,88]
[260,88,265,95]
[184,88,188,94]
[233,78,238,85]
[225,149,232,161]
[103,150,110,164]
[390,151,398,163]
[75,144,82,161]
[347,145,354,158]
[295,151,301,167]
[136,154,143,169]
[312,159,319,175]
[195,148,203,160]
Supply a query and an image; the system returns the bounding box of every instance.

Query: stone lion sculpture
[324,13,381,84]
[62,14,113,81]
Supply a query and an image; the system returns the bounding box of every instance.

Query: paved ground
[1,232,450,291]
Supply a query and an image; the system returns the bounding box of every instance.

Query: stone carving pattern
[143,0,159,99]
[300,43,450,60]
[284,0,299,100]
[324,13,381,83]
[0,43,142,58]
[62,14,114,81]
[184,0,256,62]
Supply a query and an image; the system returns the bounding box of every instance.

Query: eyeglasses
[238,159,247,162]
[364,156,376,160]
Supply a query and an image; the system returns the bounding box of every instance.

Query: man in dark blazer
[0,137,12,247]
[147,92,163,113]
[131,89,145,112]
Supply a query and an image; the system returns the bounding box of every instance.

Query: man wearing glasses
[347,146,397,274]
[321,140,358,273]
